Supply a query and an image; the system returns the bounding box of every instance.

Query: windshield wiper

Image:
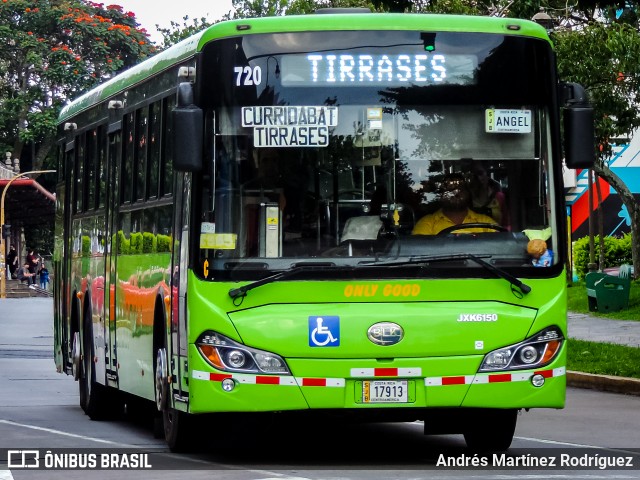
[228,263,350,299]
[363,253,531,294]
[229,253,531,300]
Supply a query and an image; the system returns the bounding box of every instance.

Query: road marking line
[462,476,638,479]
[0,471,14,480]
[0,419,137,447]
[515,436,639,456]
[0,419,297,476]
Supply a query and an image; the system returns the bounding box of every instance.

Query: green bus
[54,9,594,452]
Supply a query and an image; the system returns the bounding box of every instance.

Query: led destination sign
[281,53,477,87]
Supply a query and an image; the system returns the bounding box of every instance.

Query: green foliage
[23,220,54,257]
[81,235,90,256]
[112,230,170,254]
[227,0,290,17]
[554,22,640,160]
[156,234,171,253]
[573,234,633,279]
[0,0,156,164]
[156,15,213,49]
[129,232,143,254]
[116,231,130,255]
[142,232,157,253]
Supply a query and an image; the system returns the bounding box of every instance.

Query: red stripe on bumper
[442,376,466,385]
[301,378,327,387]
[374,368,398,377]
[255,376,280,385]
[488,373,512,383]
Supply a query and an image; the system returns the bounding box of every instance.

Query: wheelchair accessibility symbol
[309,316,340,347]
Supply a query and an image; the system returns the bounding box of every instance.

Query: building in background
[1,155,56,264]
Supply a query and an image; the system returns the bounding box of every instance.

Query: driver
[412,173,497,235]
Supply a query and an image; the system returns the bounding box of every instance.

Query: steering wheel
[437,223,508,235]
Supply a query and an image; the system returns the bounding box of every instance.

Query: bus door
[59,141,75,373]
[169,170,190,402]
[104,123,122,387]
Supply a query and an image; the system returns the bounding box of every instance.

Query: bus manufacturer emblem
[367,322,404,346]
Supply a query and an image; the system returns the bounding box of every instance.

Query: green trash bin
[586,264,632,313]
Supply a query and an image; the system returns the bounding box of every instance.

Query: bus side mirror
[173,82,203,172]
[561,82,595,169]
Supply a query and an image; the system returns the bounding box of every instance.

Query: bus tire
[153,345,168,440]
[79,306,109,420]
[153,310,194,452]
[463,409,517,451]
[163,404,195,452]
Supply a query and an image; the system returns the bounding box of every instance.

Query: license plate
[362,380,408,403]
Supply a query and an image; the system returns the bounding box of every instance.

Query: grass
[566,278,639,378]
[567,339,640,379]
[567,279,640,321]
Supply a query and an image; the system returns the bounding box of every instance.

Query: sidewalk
[568,312,640,347]
[567,311,640,396]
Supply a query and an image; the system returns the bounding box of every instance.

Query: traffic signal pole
[1,170,55,298]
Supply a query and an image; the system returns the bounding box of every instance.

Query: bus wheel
[463,409,517,451]
[155,346,194,451]
[162,397,194,452]
[80,317,108,419]
[154,348,168,411]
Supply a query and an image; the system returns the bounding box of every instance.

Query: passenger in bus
[412,173,497,235]
[469,161,510,229]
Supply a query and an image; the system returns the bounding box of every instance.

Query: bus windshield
[197,30,559,277]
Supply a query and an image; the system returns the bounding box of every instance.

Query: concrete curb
[567,370,640,396]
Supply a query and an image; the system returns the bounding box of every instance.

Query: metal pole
[1,169,56,298]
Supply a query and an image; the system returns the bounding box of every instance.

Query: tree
[156,15,213,49]
[553,13,640,278]
[227,0,289,17]
[0,0,156,170]
[156,0,380,47]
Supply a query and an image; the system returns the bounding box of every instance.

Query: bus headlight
[196,331,290,374]
[227,350,246,369]
[478,326,563,372]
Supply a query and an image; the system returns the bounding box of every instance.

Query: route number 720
[234,66,262,86]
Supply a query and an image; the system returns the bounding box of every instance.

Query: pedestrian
[17,262,36,287]
[6,245,18,279]
[39,262,50,290]
[26,249,39,277]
